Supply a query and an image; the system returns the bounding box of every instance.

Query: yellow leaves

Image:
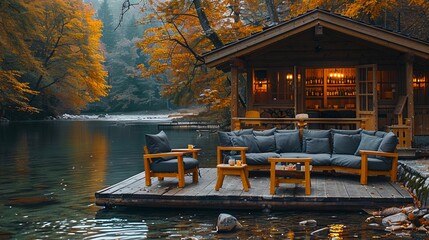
[0,70,39,112]
[0,0,109,117]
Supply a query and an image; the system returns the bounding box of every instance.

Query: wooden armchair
[143,147,200,188]
[144,131,199,188]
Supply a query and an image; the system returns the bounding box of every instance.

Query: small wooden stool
[269,158,312,195]
[215,164,250,192]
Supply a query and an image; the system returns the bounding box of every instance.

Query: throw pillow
[145,131,174,162]
[274,131,301,153]
[254,128,276,136]
[302,129,330,152]
[218,129,254,147]
[231,135,260,153]
[255,135,276,152]
[333,133,361,155]
[305,138,330,154]
[376,131,398,160]
[145,130,172,154]
[354,133,383,156]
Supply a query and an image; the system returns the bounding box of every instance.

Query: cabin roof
[203,8,429,69]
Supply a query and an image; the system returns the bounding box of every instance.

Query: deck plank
[95,168,414,210]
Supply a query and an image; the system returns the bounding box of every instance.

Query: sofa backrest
[218,128,398,156]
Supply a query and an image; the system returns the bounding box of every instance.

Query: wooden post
[405,55,414,137]
[231,64,239,130]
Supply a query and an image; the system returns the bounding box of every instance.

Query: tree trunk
[265,0,279,24]
[192,0,224,49]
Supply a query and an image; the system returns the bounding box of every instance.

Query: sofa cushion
[305,138,330,154]
[218,129,253,146]
[276,129,298,133]
[145,131,174,162]
[255,135,276,152]
[376,131,398,160]
[231,135,259,153]
[333,133,361,155]
[354,133,383,156]
[279,152,331,166]
[331,128,362,136]
[231,152,280,165]
[254,128,276,136]
[331,154,391,171]
[275,131,301,153]
[150,157,198,172]
[303,129,330,152]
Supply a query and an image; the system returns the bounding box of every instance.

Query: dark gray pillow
[354,133,383,156]
[303,129,330,152]
[376,131,398,160]
[145,130,171,154]
[331,128,362,136]
[361,130,376,136]
[305,138,330,154]
[276,129,298,133]
[231,135,260,153]
[145,131,174,162]
[255,135,276,152]
[218,129,253,146]
[254,128,276,136]
[275,131,301,153]
[333,133,361,155]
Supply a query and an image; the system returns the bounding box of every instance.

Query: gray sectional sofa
[217,128,399,184]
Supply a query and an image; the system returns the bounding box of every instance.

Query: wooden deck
[95,168,413,210]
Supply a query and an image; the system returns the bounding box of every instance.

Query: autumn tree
[0,0,109,119]
[0,0,39,116]
[137,0,262,113]
[136,0,429,123]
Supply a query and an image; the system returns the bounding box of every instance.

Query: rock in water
[216,213,243,232]
[382,213,408,226]
[299,219,317,227]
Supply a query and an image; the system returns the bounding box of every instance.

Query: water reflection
[0,120,427,239]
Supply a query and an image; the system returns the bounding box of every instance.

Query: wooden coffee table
[215,164,250,192]
[268,158,312,195]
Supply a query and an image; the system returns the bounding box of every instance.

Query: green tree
[98,0,117,51]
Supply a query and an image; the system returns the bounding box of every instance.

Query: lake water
[0,118,424,239]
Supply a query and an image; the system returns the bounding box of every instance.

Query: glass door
[356,64,378,130]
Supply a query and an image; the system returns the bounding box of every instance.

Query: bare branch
[115,0,142,31]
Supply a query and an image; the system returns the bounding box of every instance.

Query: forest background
[1,0,428,123]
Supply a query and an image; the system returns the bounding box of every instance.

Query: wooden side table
[268,158,312,195]
[215,164,250,192]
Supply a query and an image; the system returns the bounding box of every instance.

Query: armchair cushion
[150,157,199,172]
[145,131,174,162]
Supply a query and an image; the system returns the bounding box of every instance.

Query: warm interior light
[413,75,426,89]
[286,74,293,80]
[329,69,344,79]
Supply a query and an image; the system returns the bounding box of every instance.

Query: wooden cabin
[203,9,429,149]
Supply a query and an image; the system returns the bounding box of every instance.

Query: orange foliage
[138,0,429,112]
